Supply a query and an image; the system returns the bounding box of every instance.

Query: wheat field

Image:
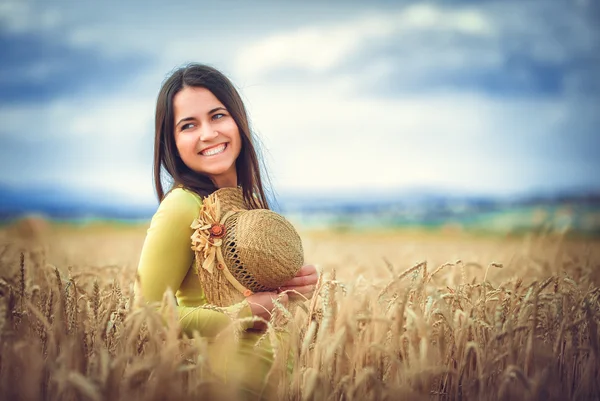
[0,218,599,400]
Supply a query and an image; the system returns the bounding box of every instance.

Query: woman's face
[173,86,242,188]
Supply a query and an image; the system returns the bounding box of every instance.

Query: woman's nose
[198,124,218,141]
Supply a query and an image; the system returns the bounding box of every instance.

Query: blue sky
[0,0,599,206]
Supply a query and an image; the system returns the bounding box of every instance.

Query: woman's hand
[244,265,318,330]
[278,264,319,300]
[246,291,288,329]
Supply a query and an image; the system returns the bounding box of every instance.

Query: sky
[0,0,599,206]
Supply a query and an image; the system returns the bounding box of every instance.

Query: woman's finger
[279,284,315,295]
[297,264,317,276]
[283,266,318,287]
[281,273,317,288]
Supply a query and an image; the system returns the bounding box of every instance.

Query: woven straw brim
[228,210,304,289]
[197,209,304,308]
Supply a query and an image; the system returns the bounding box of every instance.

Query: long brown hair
[153,63,270,209]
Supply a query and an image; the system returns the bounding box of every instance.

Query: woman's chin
[195,164,237,183]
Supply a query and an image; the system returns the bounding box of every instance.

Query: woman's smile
[200,142,228,157]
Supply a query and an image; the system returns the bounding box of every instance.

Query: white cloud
[0,0,62,33]
[0,94,155,141]
[400,4,493,34]
[64,167,157,205]
[67,96,155,140]
[234,4,495,80]
[241,82,569,195]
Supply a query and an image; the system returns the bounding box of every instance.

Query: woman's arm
[135,188,252,337]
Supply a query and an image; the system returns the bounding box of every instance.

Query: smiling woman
[173,86,242,189]
[134,63,318,400]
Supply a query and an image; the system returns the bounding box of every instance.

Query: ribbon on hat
[190,193,254,297]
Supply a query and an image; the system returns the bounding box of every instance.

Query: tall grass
[0,225,599,400]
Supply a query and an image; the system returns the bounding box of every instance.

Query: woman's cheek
[179,137,196,157]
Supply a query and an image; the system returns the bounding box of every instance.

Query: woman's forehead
[173,86,224,117]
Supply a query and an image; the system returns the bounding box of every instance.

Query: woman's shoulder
[155,187,203,221]
[164,187,203,206]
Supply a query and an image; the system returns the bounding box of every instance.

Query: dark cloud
[0,29,152,105]
[355,54,594,98]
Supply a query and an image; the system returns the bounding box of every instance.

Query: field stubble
[0,219,599,400]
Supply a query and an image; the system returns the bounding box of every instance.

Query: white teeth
[201,143,226,156]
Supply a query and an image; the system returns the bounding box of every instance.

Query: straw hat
[190,187,304,308]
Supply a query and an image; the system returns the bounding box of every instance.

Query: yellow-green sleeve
[135,188,252,337]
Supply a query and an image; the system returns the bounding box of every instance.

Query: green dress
[135,188,287,399]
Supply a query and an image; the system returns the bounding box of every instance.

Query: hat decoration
[190,193,253,296]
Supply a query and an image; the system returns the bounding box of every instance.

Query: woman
[135,63,317,398]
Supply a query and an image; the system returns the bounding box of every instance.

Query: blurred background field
[1,215,600,400]
[1,214,599,285]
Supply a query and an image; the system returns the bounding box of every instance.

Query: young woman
[135,63,317,398]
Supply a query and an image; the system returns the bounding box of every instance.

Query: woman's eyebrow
[176,107,227,126]
[176,116,195,127]
[208,106,227,114]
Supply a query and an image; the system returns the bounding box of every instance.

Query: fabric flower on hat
[191,195,229,275]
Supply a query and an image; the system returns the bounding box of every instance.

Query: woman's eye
[213,113,225,120]
[181,123,195,131]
